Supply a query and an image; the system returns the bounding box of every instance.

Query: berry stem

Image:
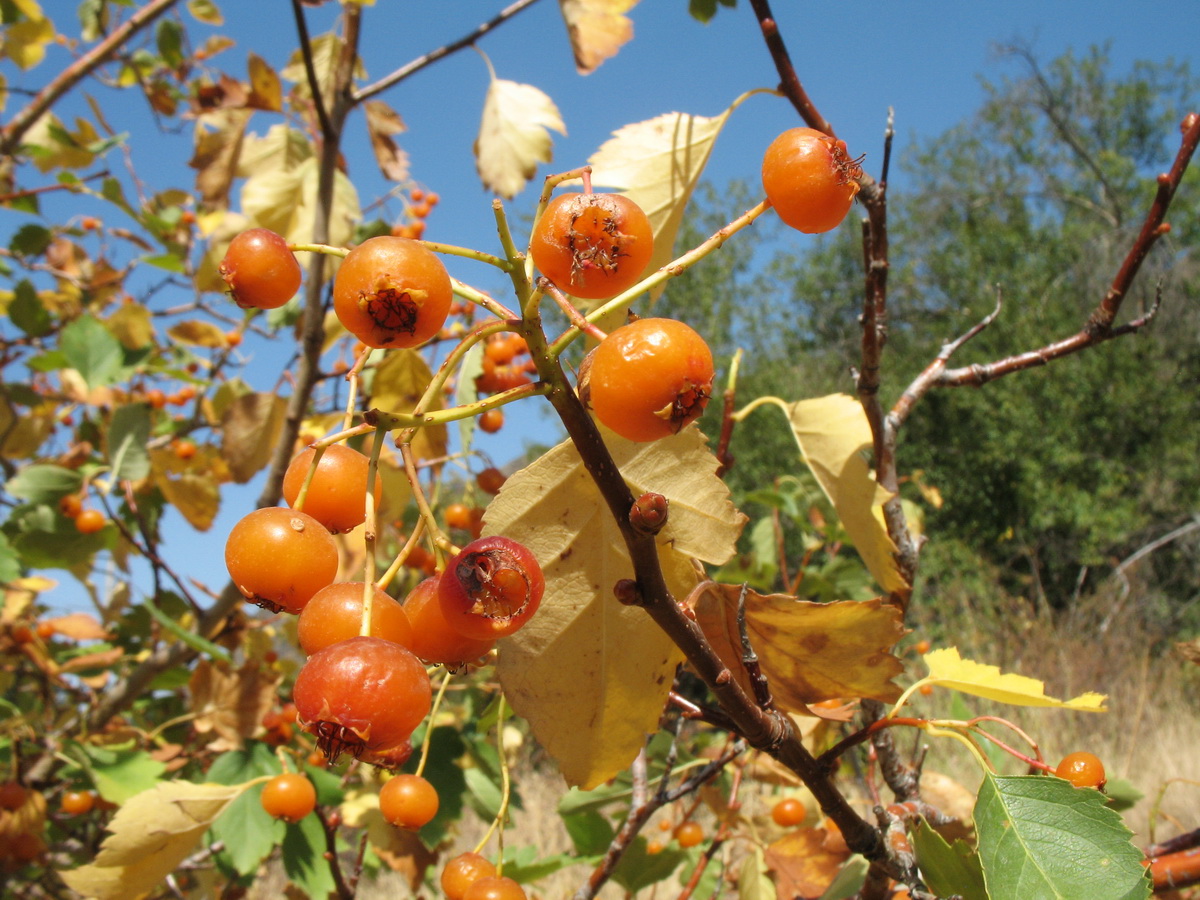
[375,517,427,591]
[291,445,326,515]
[540,280,608,343]
[287,242,350,258]
[472,693,513,872]
[400,442,453,562]
[419,240,512,273]
[359,428,386,636]
[341,344,373,432]
[414,671,452,778]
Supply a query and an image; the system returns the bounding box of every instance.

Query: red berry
[402,577,495,666]
[224,507,338,614]
[476,467,507,495]
[378,773,439,830]
[530,193,654,300]
[293,636,431,765]
[297,581,415,656]
[587,318,714,442]
[260,773,316,823]
[761,127,862,234]
[0,781,28,810]
[442,852,497,900]
[220,228,303,310]
[438,537,544,641]
[333,236,452,349]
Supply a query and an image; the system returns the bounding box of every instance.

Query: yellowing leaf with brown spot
[220,392,288,483]
[364,99,409,182]
[369,349,447,463]
[246,53,282,112]
[785,394,907,595]
[485,426,743,788]
[587,92,760,304]
[692,583,904,712]
[60,781,247,900]
[168,319,227,348]
[558,0,639,74]
[475,75,566,199]
[921,647,1107,711]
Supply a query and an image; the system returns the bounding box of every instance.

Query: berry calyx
[293,636,431,765]
[282,443,384,534]
[438,537,544,641]
[260,773,317,823]
[586,317,714,442]
[378,773,439,830]
[1054,751,1106,789]
[442,852,497,900]
[762,127,862,234]
[219,228,303,310]
[297,582,415,655]
[224,507,338,614]
[333,236,452,349]
[402,577,495,666]
[530,192,654,300]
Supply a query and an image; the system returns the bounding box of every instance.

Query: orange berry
[74,508,106,534]
[1054,752,1106,789]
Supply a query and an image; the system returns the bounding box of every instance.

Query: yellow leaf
[486,426,743,788]
[475,75,566,199]
[369,350,447,463]
[558,0,639,74]
[785,394,907,595]
[151,448,223,530]
[280,32,364,111]
[587,95,753,304]
[23,113,98,172]
[190,109,252,210]
[2,0,54,71]
[692,584,905,712]
[922,647,1108,711]
[187,0,223,25]
[364,99,409,182]
[107,303,155,350]
[242,155,360,250]
[220,392,287,483]
[60,781,247,900]
[167,319,226,348]
[246,53,282,112]
[0,396,55,458]
[44,612,108,641]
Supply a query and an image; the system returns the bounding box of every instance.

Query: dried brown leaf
[220,391,287,483]
[364,99,409,182]
[44,611,108,641]
[764,826,851,899]
[188,658,281,752]
[558,0,638,73]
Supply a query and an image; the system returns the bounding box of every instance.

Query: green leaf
[912,818,988,900]
[60,315,123,389]
[501,845,580,885]
[9,223,51,256]
[0,532,22,582]
[411,725,467,848]
[156,19,184,68]
[208,745,284,877]
[143,252,187,273]
[282,812,336,900]
[737,846,777,900]
[975,773,1150,900]
[6,464,83,502]
[1104,777,1143,813]
[455,341,484,457]
[563,808,615,857]
[187,0,223,24]
[8,279,52,336]
[83,745,168,804]
[464,765,502,820]
[108,403,151,482]
[816,856,869,900]
[611,836,686,893]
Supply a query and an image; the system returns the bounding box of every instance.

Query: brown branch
[291,0,333,141]
[746,0,834,136]
[0,0,181,156]
[353,0,543,104]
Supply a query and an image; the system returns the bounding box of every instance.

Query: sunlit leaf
[151,449,222,530]
[187,0,223,25]
[106,302,154,349]
[246,52,282,111]
[168,319,227,348]
[692,583,904,712]
[190,109,251,209]
[280,31,363,115]
[921,648,1107,711]
[107,403,152,482]
[738,846,778,900]
[486,426,742,788]
[43,611,108,641]
[475,74,566,199]
[60,315,123,389]
[60,781,248,900]
[220,392,287,483]
[1,0,54,70]
[369,349,448,463]
[784,394,907,595]
[558,0,638,73]
[765,827,851,899]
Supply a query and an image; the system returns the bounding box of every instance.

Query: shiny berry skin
[74,508,106,534]
[1054,751,1106,789]
[462,875,528,900]
[297,582,415,656]
[224,508,338,614]
[771,797,806,827]
[60,790,96,816]
[441,852,497,900]
[260,773,317,823]
[402,577,495,666]
[282,444,383,534]
[333,236,452,349]
[476,467,507,495]
[587,317,714,442]
[438,537,544,641]
[378,773,439,830]
[293,636,431,764]
[674,820,704,848]
[58,494,83,518]
[219,228,302,310]
[530,193,654,300]
[762,127,862,234]
[444,502,474,532]
[478,409,504,434]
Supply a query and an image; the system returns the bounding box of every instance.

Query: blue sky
[11,0,1199,613]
